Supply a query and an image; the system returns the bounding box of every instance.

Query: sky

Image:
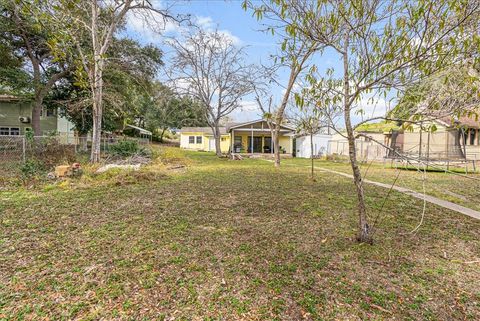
[123,0,391,125]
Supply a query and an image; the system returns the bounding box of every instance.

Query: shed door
[209,137,215,151]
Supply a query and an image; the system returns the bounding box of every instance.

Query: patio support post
[251,125,254,155]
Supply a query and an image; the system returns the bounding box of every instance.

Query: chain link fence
[0,134,150,163]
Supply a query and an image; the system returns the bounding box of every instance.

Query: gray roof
[180,127,228,135]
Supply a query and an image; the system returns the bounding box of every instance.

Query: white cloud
[125,10,183,43]
[239,100,259,112]
[196,16,215,29]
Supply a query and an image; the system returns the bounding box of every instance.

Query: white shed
[296,134,332,158]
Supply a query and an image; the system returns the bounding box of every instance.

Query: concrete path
[313,166,480,220]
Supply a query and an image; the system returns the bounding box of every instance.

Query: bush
[20,159,45,182]
[108,140,149,158]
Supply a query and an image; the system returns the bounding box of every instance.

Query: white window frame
[0,127,9,135]
[196,136,202,144]
[188,136,195,144]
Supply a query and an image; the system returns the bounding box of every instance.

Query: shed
[296,134,332,158]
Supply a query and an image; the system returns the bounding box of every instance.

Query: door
[209,137,215,151]
[248,136,262,153]
[264,137,272,153]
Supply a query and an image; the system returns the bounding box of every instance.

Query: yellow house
[179,119,296,155]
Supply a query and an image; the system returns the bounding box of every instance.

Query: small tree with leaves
[248,0,480,243]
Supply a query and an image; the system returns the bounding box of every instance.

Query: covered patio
[228,120,295,155]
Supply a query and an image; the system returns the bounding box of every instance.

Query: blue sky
[124,0,391,125]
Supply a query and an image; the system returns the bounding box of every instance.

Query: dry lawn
[1,148,479,320]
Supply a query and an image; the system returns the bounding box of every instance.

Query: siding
[0,101,58,134]
[180,132,230,152]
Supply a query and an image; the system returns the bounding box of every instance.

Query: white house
[296,134,332,158]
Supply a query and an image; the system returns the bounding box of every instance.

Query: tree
[0,1,72,135]
[289,97,329,180]
[248,0,480,243]
[53,0,181,162]
[169,28,255,157]
[49,36,163,148]
[143,83,208,142]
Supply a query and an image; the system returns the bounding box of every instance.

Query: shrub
[108,140,149,158]
[20,159,45,182]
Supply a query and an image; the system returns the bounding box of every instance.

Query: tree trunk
[90,59,104,163]
[343,32,372,244]
[31,95,42,136]
[310,132,314,180]
[159,127,167,143]
[214,123,222,157]
[273,124,281,166]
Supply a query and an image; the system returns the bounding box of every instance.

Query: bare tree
[249,0,480,243]
[53,0,182,162]
[168,29,254,157]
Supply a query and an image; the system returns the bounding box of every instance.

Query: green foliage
[20,159,44,181]
[108,140,148,158]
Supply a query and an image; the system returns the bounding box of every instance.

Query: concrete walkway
[313,166,480,220]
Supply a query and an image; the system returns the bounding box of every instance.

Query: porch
[228,120,295,155]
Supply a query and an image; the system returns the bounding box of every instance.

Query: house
[179,119,296,155]
[399,116,480,160]
[0,95,75,141]
[296,133,331,158]
[180,126,231,153]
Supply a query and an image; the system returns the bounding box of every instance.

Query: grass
[1,147,479,320]
[283,157,480,211]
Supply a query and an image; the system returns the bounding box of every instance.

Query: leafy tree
[0,0,72,134]
[49,37,163,137]
[143,83,208,142]
[52,0,182,162]
[248,0,480,243]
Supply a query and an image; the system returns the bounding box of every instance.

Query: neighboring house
[180,127,231,153]
[0,95,75,141]
[326,117,480,161]
[296,134,331,158]
[399,116,480,160]
[179,119,296,155]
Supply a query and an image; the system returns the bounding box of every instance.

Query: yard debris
[53,163,83,178]
[231,154,243,160]
[96,163,141,173]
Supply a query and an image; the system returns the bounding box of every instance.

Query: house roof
[180,127,228,135]
[356,121,400,133]
[226,119,296,132]
[438,115,480,129]
[125,124,152,136]
[0,94,21,102]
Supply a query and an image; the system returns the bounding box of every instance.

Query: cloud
[239,100,259,112]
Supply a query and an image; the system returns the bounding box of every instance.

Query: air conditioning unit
[19,116,31,123]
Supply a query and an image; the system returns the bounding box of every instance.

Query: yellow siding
[180,132,230,153]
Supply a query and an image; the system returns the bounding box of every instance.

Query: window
[234,136,242,147]
[469,128,476,145]
[188,136,195,144]
[221,137,227,142]
[196,136,202,144]
[46,109,55,117]
[0,127,20,135]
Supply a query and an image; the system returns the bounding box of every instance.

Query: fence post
[22,136,26,162]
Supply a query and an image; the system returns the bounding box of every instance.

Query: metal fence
[0,134,150,163]
[328,139,388,161]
